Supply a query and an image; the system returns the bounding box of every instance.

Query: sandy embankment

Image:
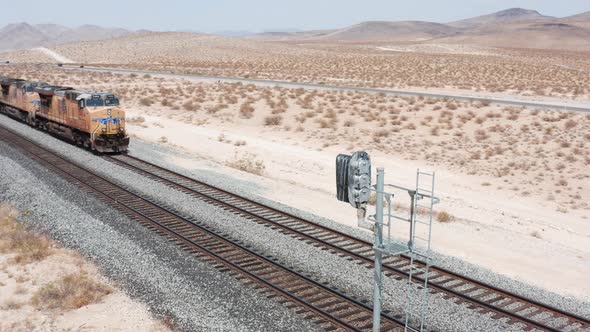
[0,205,168,331]
[125,111,589,300]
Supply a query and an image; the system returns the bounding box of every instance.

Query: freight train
[0,77,129,153]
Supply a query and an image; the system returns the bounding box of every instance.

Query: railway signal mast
[336,152,439,332]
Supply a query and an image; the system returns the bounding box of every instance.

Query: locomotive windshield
[86,98,105,107]
[105,96,119,106]
[84,94,119,107]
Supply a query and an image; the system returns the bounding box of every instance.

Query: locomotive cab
[79,92,129,153]
[18,81,47,120]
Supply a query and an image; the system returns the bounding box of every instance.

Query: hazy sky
[2,0,589,32]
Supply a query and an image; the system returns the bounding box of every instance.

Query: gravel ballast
[0,137,319,331]
[1,117,589,331]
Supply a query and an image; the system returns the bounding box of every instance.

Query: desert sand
[0,204,169,332]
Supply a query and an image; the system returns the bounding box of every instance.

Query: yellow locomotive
[0,77,129,153]
[0,77,46,122]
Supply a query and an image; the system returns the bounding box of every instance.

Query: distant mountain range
[447,8,552,29]
[1,8,590,52]
[245,8,590,50]
[0,23,134,51]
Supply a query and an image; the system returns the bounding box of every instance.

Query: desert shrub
[226,153,266,175]
[32,273,112,310]
[556,179,568,187]
[436,211,455,223]
[367,193,387,206]
[264,115,283,126]
[240,102,255,118]
[343,120,355,127]
[126,116,146,124]
[446,102,458,110]
[183,100,199,112]
[317,119,330,128]
[474,129,489,141]
[1,298,23,310]
[475,117,486,124]
[430,126,440,136]
[208,103,227,114]
[139,98,153,107]
[0,204,52,264]
[564,119,577,130]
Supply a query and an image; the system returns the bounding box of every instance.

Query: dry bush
[556,179,568,187]
[1,298,23,310]
[0,204,52,264]
[367,193,386,206]
[183,100,199,112]
[474,129,489,141]
[446,102,458,110]
[32,272,112,310]
[126,116,145,124]
[240,102,255,119]
[564,119,577,130]
[226,152,266,175]
[430,126,440,136]
[139,97,153,107]
[436,211,455,223]
[264,115,283,126]
[343,120,355,127]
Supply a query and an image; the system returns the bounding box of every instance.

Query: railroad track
[0,126,407,332]
[105,153,590,332]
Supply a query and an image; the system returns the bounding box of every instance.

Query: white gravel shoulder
[1,117,589,331]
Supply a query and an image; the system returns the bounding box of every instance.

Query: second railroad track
[105,153,590,332]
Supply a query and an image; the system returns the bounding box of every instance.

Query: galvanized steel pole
[373,167,385,332]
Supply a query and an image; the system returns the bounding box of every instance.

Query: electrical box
[336,151,371,209]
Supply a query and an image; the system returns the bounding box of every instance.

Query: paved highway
[62,65,590,113]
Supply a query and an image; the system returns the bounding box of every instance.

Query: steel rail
[106,153,590,332]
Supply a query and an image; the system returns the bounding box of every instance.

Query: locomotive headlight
[102,128,106,133]
[107,109,112,115]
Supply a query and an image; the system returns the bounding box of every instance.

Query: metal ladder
[403,170,436,332]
